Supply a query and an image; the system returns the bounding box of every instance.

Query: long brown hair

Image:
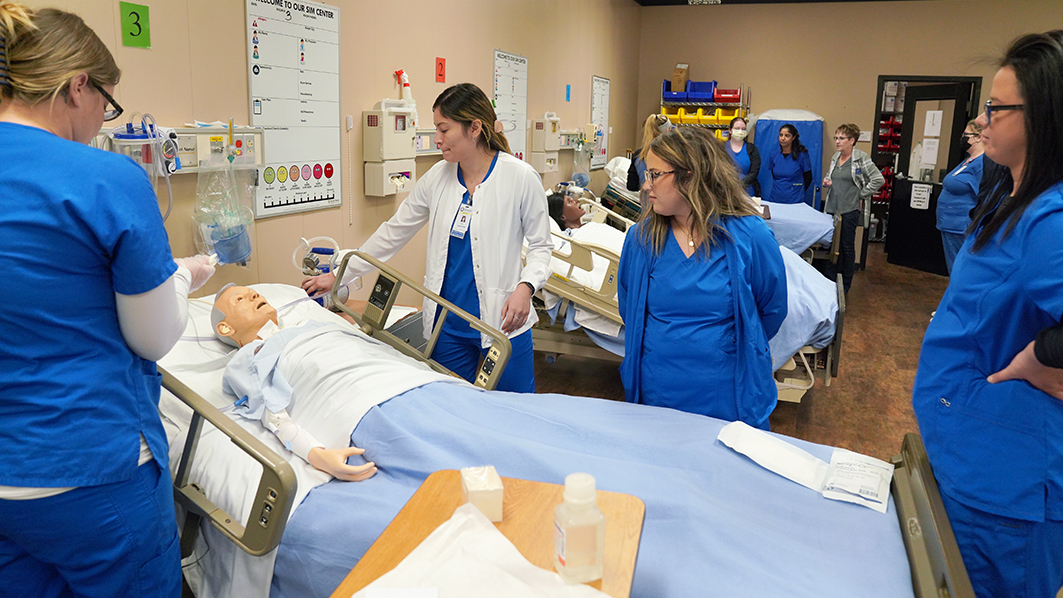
[637,127,759,256]
[639,113,671,159]
[432,83,510,154]
[0,3,120,106]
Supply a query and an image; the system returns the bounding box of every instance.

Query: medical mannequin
[212,285,377,482]
[547,191,587,230]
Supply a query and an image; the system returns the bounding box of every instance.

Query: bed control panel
[258,487,279,527]
[363,273,398,330]
[475,344,503,387]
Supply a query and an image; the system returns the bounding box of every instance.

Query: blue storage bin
[662,79,687,102]
[687,80,717,101]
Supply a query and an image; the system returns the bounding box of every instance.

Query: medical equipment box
[363,100,418,162]
[461,465,503,522]
[364,159,416,197]
[530,117,561,152]
[670,63,689,93]
[530,151,558,174]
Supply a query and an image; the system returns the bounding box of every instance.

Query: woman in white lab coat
[304,83,553,392]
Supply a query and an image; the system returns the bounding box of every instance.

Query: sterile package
[461,465,504,522]
[717,421,894,513]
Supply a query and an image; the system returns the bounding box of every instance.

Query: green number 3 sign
[120,2,151,49]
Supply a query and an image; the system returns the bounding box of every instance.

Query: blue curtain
[752,119,824,209]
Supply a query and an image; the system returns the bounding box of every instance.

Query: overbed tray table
[328,469,645,597]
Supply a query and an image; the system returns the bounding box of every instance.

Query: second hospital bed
[159,254,972,598]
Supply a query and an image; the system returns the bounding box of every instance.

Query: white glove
[174,255,216,293]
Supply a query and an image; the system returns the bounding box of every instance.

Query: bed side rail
[160,367,298,558]
[891,433,975,598]
[581,197,635,231]
[543,236,622,325]
[332,250,512,390]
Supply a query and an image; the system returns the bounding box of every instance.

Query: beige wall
[30,0,1063,302]
[638,0,1063,172]
[34,0,643,302]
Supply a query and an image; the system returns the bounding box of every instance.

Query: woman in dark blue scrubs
[724,116,761,197]
[618,127,787,429]
[768,124,812,204]
[912,31,1063,598]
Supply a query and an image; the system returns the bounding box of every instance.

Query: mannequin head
[547,191,586,230]
[211,284,278,347]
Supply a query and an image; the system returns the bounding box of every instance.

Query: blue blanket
[272,383,913,598]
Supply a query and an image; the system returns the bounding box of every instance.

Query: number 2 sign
[436,57,446,83]
[120,2,151,49]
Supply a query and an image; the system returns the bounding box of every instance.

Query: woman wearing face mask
[822,123,884,294]
[724,116,761,197]
[912,31,1063,598]
[627,114,675,192]
[302,83,553,393]
[935,120,985,274]
[768,124,813,204]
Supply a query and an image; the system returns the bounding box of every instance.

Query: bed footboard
[891,433,974,598]
[161,367,298,558]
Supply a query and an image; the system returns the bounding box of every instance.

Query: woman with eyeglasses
[617,127,787,429]
[0,5,215,596]
[911,31,1063,598]
[767,123,812,204]
[627,113,675,191]
[935,120,985,274]
[822,123,884,294]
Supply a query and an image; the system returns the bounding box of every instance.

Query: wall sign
[120,2,151,49]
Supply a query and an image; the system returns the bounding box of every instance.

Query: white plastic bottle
[554,472,605,584]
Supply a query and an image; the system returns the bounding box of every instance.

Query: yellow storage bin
[661,106,681,120]
[678,108,700,124]
[700,108,722,125]
[718,107,740,124]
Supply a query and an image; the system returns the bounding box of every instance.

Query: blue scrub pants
[941,491,1063,598]
[433,329,535,393]
[941,231,965,275]
[0,460,181,598]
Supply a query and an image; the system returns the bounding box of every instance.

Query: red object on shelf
[713,88,741,103]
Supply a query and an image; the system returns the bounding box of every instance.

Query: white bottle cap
[563,472,597,505]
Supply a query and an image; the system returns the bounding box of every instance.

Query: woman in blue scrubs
[935,120,984,274]
[724,116,761,197]
[303,84,552,392]
[912,31,1063,598]
[618,127,787,429]
[769,124,812,204]
[0,4,215,596]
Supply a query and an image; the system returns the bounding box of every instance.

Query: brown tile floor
[534,242,950,462]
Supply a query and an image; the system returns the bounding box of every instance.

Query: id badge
[451,203,474,239]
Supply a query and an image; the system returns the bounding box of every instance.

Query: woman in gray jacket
[822,123,884,293]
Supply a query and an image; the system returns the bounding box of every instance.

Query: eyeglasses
[90,80,124,122]
[962,132,980,138]
[646,170,677,186]
[833,136,853,141]
[984,99,1023,126]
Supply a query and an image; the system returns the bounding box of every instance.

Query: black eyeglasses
[984,99,1023,126]
[90,80,124,122]
[646,170,677,186]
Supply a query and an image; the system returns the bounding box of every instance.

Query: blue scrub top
[639,235,738,418]
[0,123,176,487]
[770,151,812,204]
[913,181,1063,522]
[726,143,753,196]
[936,154,983,234]
[437,152,499,337]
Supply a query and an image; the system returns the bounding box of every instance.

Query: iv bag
[193,154,256,267]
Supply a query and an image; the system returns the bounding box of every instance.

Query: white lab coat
[341,152,553,347]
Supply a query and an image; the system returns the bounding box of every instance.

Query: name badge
[451,203,474,239]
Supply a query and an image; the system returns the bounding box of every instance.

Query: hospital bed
[760,199,840,259]
[531,201,843,401]
[157,256,972,598]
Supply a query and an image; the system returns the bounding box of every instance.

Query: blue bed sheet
[272,383,913,598]
[763,201,835,255]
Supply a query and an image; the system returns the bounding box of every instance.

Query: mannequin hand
[822,177,832,188]
[174,255,216,292]
[302,272,337,298]
[988,341,1063,401]
[307,446,377,481]
[500,284,533,334]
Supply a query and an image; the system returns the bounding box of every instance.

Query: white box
[365,159,416,197]
[363,101,417,161]
[529,151,558,174]
[530,119,560,152]
[460,465,503,522]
